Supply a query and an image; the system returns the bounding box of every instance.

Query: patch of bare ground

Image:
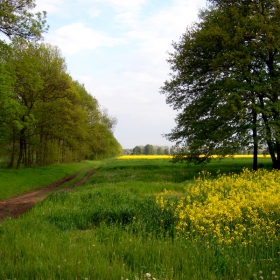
[0,168,96,222]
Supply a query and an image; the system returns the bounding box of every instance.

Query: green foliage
[144,144,155,155]
[0,41,122,168]
[133,145,143,154]
[0,63,18,142]
[0,0,48,42]
[161,0,280,169]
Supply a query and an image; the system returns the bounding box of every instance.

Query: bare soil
[0,168,96,222]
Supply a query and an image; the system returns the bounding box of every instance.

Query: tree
[6,40,44,168]
[0,62,20,160]
[144,144,154,155]
[0,0,48,44]
[133,146,142,155]
[0,39,122,167]
[157,147,164,155]
[100,108,118,132]
[161,0,280,169]
[164,147,170,155]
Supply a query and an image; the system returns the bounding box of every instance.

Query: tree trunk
[16,129,25,169]
[259,96,279,169]
[252,110,258,171]
[8,129,16,169]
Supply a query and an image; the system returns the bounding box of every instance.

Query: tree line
[161,0,280,170]
[0,1,122,168]
[131,145,173,155]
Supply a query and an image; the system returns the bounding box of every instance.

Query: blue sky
[35,0,207,149]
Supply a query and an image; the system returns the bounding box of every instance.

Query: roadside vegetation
[0,160,102,200]
[0,157,279,280]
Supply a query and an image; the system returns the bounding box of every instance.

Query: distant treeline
[0,41,122,168]
[124,145,180,155]
[123,145,269,156]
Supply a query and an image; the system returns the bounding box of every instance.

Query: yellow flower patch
[118,154,270,160]
[118,155,172,159]
[156,168,280,246]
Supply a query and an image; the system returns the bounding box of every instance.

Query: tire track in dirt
[0,168,96,222]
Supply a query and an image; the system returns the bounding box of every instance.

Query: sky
[34,0,207,149]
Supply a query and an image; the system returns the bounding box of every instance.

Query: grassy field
[0,160,103,201]
[0,157,279,279]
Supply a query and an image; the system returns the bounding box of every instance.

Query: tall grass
[0,158,278,279]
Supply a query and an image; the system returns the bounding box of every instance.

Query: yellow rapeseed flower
[156,168,280,247]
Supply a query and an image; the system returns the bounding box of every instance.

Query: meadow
[0,160,102,200]
[0,157,279,279]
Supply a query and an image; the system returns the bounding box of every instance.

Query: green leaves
[0,41,122,168]
[0,0,48,42]
[162,0,280,168]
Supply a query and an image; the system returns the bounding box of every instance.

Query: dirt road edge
[0,168,96,222]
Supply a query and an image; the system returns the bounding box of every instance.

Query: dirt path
[0,168,96,222]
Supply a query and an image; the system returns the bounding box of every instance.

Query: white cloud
[35,0,65,14]
[78,74,177,148]
[88,7,100,18]
[36,0,207,148]
[73,1,207,147]
[93,0,146,12]
[116,0,206,88]
[46,23,125,55]
[128,1,203,43]
[92,0,147,27]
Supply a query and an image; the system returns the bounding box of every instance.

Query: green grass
[89,157,272,184]
[0,160,103,201]
[0,157,278,279]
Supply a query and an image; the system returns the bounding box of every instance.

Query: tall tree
[144,144,155,155]
[133,146,142,155]
[0,0,48,44]
[0,40,122,167]
[161,0,280,169]
[157,147,164,155]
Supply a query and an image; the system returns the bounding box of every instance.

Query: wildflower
[144,273,151,278]
[272,271,276,275]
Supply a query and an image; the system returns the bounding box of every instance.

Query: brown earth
[0,168,96,222]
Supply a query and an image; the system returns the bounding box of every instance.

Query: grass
[0,160,103,201]
[89,157,272,184]
[0,157,278,279]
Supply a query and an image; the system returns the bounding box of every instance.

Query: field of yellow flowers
[156,168,280,247]
[118,154,270,160]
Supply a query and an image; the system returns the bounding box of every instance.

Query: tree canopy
[0,41,122,168]
[0,0,48,44]
[161,0,280,169]
[0,1,122,168]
